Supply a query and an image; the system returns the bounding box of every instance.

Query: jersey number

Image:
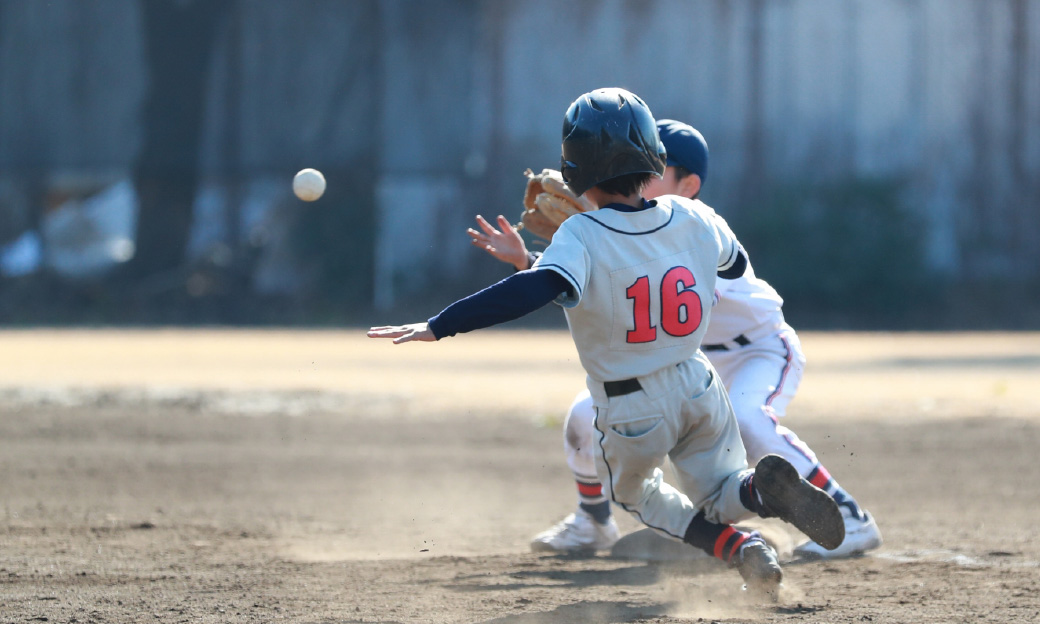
[625,267,703,343]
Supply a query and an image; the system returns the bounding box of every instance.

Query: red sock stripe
[576,480,603,498]
[809,464,832,490]
[713,527,739,560]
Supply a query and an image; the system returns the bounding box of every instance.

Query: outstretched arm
[467,215,531,271]
[367,268,572,344]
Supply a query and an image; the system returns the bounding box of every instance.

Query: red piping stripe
[809,465,832,490]
[765,334,795,406]
[576,481,603,497]
[714,527,738,559]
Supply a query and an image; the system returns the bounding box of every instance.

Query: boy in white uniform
[469,120,882,560]
[370,88,843,594]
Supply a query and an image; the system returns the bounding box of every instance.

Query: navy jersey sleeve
[428,268,572,339]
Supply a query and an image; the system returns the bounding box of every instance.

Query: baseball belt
[703,333,752,352]
[603,377,643,398]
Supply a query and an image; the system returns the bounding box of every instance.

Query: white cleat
[530,509,621,553]
[794,510,883,560]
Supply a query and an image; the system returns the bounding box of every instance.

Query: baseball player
[371,88,844,594]
[468,119,882,560]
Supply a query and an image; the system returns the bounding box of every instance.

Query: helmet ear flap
[560,159,579,186]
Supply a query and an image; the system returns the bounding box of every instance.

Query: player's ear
[679,174,702,200]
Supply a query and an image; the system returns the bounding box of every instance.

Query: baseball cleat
[794,510,883,560]
[734,533,783,598]
[754,455,845,550]
[530,508,621,553]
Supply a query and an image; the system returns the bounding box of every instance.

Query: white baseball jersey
[703,262,784,346]
[533,195,742,382]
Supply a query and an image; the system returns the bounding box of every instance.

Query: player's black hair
[594,172,653,197]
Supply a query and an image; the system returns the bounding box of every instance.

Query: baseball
[293,168,326,201]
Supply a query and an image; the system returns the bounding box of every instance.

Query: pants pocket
[599,413,674,506]
[609,414,664,438]
[604,412,673,463]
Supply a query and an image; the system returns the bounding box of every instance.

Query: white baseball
[293,168,326,201]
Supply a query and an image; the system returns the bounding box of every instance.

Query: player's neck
[585,187,643,210]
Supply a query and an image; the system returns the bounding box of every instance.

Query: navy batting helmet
[656,119,708,183]
[560,88,666,197]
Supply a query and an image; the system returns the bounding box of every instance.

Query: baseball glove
[518,168,595,241]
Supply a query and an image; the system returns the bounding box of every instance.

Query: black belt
[703,333,752,352]
[604,377,642,398]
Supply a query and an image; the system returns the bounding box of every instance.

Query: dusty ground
[1,329,1039,623]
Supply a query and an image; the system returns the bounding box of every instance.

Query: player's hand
[467,215,530,271]
[367,323,436,344]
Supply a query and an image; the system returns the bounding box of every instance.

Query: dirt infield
[2,329,1039,623]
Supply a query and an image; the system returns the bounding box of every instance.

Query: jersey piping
[578,208,674,236]
[536,262,582,300]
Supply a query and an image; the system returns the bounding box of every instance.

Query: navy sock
[806,464,866,520]
[683,511,750,563]
[739,472,766,516]
[580,500,612,525]
[831,487,866,520]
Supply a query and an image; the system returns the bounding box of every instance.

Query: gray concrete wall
[0,0,1037,301]
[0,0,145,172]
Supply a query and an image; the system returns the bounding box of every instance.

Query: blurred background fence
[0,0,1037,328]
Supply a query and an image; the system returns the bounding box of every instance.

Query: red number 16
[625,267,702,343]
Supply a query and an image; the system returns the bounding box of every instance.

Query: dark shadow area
[446,560,662,592]
[477,600,670,624]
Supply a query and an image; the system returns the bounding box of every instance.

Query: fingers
[367,326,409,339]
[369,323,434,344]
[469,233,496,255]
[495,215,515,231]
[392,326,435,343]
[475,214,500,236]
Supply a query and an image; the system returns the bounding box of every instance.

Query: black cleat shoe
[735,534,783,598]
[754,454,845,551]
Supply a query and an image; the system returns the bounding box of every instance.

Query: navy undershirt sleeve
[428,269,572,339]
[717,248,748,279]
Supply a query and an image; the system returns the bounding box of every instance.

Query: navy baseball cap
[656,119,708,182]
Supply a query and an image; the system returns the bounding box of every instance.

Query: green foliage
[733,177,936,327]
